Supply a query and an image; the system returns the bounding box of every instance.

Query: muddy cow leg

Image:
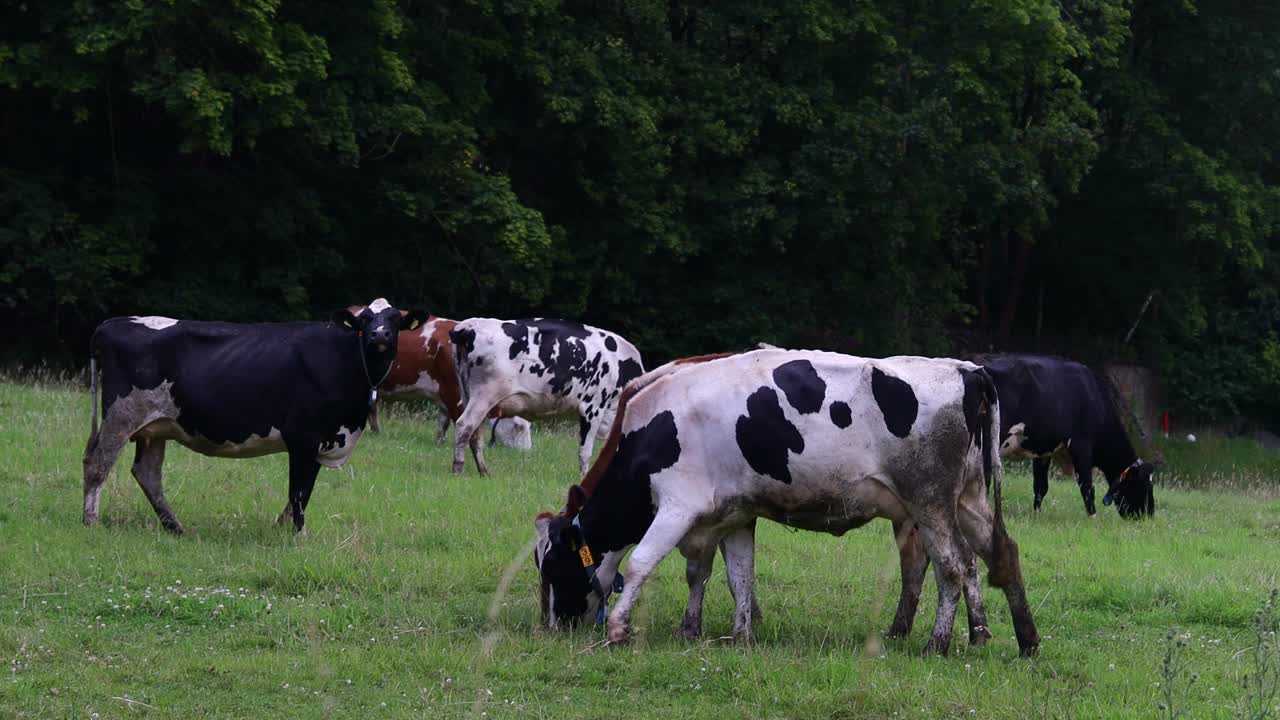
[131,439,182,533]
[452,400,493,475]
[887,520,929,639]
[607,508,697,645]
[675,541,716,640]
[82,410,137,527]
[720,522,760,643]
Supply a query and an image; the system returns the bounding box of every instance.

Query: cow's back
[92,316,369,444]
[619,350,979,502]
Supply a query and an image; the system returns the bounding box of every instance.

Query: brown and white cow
[533,350,1040,657]
[347,306,464,444]
[348,306,530,463]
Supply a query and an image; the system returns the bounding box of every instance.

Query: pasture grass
[1,379,1279,719]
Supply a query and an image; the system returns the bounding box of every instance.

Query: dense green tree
[1,0,1277,426]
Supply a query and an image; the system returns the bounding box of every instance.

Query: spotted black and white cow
[974,354,1155,519]
[82,299,427,533]
[534,350,1040,657]
[448,318,643,475]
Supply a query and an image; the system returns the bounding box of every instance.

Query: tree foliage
[2,0,1277,425]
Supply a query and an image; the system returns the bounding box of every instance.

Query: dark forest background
[3,1,1279,427]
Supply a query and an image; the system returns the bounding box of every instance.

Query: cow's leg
[1069,445,1098,516]
[675,541,716,640]
[435,409,450,446]
[887,520,928,639]
[607,508,697,645]
[130,439,182,534]
[914,520,970,656]
[368,399,382,434]
[278,442,321,533]
[720,522,760,643]
[452,401,492,475]
[82,413,136,527]
[957,480,1040,657]
[577,413,604,477]
[1032,457,1050,512]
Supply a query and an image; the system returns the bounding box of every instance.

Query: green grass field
[2,379,1279,719]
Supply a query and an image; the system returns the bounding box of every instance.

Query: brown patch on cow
[673,352,736,365]
[375,316,467,422]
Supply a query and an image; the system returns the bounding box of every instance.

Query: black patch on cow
[958,367,997,447]
[501,321,530,360]
[527,364,545,377]
[772,359,826,414]
[604,335,618,352]
[871,367,917,438]
[735,387,805,483]
[578,410,681,553]
[829,401,852,429]
[616,358,643,389]
[450,327,476,363]
[579,416,591,446]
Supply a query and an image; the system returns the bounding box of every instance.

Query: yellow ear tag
[408,319,420,330]
[578,545,594,567]
[343,320,352,328]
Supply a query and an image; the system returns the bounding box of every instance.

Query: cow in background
[974,354,1155,518]
[449,318,643,476]
[84,299,427,533]
[351,306,535,456]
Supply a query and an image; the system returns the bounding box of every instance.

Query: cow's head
[1106,460,1155,519]
[333,298,428,353]
[534,493,604,628]
[332,299,429,385]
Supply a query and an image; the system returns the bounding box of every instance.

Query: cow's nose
[369,327,393,346]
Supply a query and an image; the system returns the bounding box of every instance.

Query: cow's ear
[331,309,362,332]
[400,309,429,332]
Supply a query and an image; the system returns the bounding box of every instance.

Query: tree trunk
[996,232,1033,342]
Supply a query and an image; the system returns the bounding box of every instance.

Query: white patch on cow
[317,426,364,468]
[368,298,391,313]
[490,417,532,449]
[130,316,179,330]
[374,325,385,332]
[1000,422,1028,455]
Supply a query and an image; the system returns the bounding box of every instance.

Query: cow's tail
[978,368,1040,656]
[447,330,470,410]
[983,374,1006,534]
[88,327,102,437]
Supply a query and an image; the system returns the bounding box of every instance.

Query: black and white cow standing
[448,318,643,476]
[534,350,1040,657]
[83,299,428,533]
[974,354,1155,519]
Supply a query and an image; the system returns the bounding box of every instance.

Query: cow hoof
[451,461,465,474]
[885,623,911,640]
[82,514,99,527]
[922,638,950,656]
[607,623,630,645]
[162,521,185,535]
[674,623,702,641]
[969,625,992,646]
[1019,643,1041,658]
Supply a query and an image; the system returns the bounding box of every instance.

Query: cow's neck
[1094,421,1139,477]
[575,470,655,556]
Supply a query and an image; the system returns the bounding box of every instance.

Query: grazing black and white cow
[448,318,643,475]
[974,354,1155,519]
[534,350,1040,657]
[83,299,428,533]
